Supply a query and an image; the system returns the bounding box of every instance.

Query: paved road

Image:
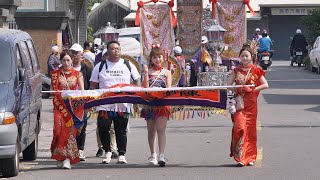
[8,61,320,180]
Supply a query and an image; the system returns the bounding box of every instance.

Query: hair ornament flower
[152,43,160,48]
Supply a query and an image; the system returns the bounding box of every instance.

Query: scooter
[258,51,273,70]
[41,74,51,98]
[291,50,305,67]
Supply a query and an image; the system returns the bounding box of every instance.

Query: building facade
[259,1,320,60]
[11,0,87,74]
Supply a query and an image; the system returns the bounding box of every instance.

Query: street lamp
[205,20,227,67]
[100,22,119,44]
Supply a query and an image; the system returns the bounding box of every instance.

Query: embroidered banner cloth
[61,84,227,128]
[177,0,203,60]
[140,4,175,64]
[216,1,246,60]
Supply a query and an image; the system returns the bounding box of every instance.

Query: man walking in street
[70,43,93,161]
[95,48,119,159]
[89,40,141,164]
[47,45,60,75]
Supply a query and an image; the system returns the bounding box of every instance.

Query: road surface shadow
[21,159,246,172]
[263,94,320,105]
[305,105,320,112]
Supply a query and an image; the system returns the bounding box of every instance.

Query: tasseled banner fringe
[87,106,226,120]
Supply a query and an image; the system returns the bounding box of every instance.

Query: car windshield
[0,42,12,82]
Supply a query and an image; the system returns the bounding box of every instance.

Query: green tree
[301,8,320,44]
[87,0,104,12]
[87,26,94,42]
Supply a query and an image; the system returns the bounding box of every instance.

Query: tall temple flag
[177,0,203,60]
[139,4,175,64]
[216,0,246,60]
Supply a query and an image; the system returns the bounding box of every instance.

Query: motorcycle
[291,50,305,67]
[258,51,273,70]
[41,74,51,98]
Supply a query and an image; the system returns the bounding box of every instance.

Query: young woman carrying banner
[142,45,172,167]
[227,43,269,167]
[50,51,84,169]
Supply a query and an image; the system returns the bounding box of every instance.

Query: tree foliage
[87,26,94,42]
[301,8,320,44]
[87,0,104,12]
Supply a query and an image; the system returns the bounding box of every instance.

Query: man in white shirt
[70,43,93,162]
[90,40,141,164]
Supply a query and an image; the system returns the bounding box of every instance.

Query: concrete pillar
[0,0,21,21]
[0,8,9,28]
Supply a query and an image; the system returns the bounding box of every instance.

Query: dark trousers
[97,111,128,156]
[76,113,89,150]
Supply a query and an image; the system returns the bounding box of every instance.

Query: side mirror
[18,68,26,82]
[307,45,312,51]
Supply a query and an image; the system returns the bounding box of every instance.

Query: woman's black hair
[60,50,72,60]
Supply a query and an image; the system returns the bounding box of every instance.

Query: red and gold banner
[140,4,175,63]
[216,1,246,60]
[177,0,203,60]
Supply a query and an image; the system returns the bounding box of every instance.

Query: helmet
[201,36,208,44]
[173,46,182,54]
[296,29,302,34]
[255,28,260,32]
[262,31,268,37]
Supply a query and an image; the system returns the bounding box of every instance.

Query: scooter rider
[258,31,273,58]
[290,29,308,66]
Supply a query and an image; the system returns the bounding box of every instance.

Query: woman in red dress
[227,44,269,167]
[50,51,84,169]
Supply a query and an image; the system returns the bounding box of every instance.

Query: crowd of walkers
[47,39,268,169]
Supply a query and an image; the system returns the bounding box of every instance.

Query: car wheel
[22,129,38,161]
[311,63,317,72]
[0,137,20,177]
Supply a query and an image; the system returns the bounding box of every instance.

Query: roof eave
[259,4,320,7]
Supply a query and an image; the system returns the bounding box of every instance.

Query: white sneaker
[102,152,112,164]
[236,162,244,167]
[158,154,166,167]
[62,158,71,169]
[79,150,86,161]
[148,153,158,165]
[57,161,63,168]
[117,155,127,164]
[248,162,255,166]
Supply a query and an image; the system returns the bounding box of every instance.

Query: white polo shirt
[90,58,140,112]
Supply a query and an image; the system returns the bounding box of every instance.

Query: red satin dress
[50,67,81,164]
[230,64,265,165]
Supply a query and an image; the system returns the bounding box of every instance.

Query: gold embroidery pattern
[58,75,77,90]
[53,127,79,160]
[233,113,247,159]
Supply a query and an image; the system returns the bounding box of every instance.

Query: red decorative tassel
[135,1,146,26]
[209,0,218,19]
[243,0,256,16]
[135,0,177,27]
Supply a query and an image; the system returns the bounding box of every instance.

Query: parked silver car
[309,36,320,73]
[0,29,42,177]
